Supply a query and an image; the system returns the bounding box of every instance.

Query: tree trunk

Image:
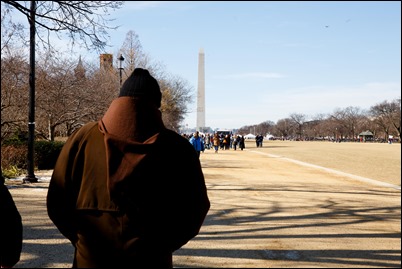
[48,119,55,141]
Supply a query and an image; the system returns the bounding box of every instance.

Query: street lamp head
[117,54,125,87]
[118,54,124,69]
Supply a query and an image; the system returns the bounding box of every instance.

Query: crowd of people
[184,132,266,154]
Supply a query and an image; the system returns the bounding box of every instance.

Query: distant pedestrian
[219,134,224,150]
[223,134,230,150]
[256,135,263,147]
[239,135,245,150]
[190,131,204,158]
[233,135,238,150]
[205,134,211,150]
[213,133,220,153]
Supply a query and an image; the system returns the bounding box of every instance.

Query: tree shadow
[9,184,74,268]
[174,166,401,267]
[8,162,401,268]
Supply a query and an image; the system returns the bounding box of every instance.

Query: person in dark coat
[47,68,210,268]
[239,135,246,150]
[1,172,23,268]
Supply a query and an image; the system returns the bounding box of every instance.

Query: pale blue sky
[13,1,402,130]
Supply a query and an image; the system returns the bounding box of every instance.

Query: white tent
[244,133,256,139]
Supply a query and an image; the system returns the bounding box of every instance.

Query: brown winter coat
[47,97,210,268]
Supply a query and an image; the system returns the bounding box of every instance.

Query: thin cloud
[123,1,167,11]
[219,72,286,79]
[259,82,401,119]
[283,43,322,49]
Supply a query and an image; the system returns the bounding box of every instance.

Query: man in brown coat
[47,68,210,268]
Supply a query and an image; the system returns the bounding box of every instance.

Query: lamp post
[117,54,124,88]
[23,0,38,183]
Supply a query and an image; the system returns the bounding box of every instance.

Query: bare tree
[342,106,364,141]
[274,118,293,139]
[237,125,252,136]
[80,62,118,123]
[116,30,195,132]
[1,1,123,52]
[289,113,307,140]
[309,113,330,139]
[118,30,147,75]
[35,52,85,140]
[33,52,118,140]
[257,120,275,136]
[1,8,26,56]
[1,1,123,181]
[0,56,29,140]
[1,9,29,140]
[370,99,401,141]
[159,75,194,131]
[330,108,348,140]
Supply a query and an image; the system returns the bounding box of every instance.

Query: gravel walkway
[7,143,401,268]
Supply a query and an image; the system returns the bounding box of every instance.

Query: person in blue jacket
[189,131,204,158]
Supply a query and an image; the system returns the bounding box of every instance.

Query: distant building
[100,53,113,71]
[74,55,86,79]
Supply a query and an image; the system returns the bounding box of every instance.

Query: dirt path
[7,141,401,268]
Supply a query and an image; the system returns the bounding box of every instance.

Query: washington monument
[196,48,205,132]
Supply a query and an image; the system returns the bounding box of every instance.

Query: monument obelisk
[196,48,205,132]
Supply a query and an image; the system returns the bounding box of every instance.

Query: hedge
[1,140,65,171]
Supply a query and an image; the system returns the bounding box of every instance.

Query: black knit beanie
[119,68,162,108]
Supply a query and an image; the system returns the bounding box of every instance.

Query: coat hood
[98,97,165,192]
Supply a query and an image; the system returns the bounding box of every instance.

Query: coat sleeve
[161,135,210,251]
[170,152,210,251]
[133,132,210,252]
[46,126,85,245]
[0,183,23,267]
